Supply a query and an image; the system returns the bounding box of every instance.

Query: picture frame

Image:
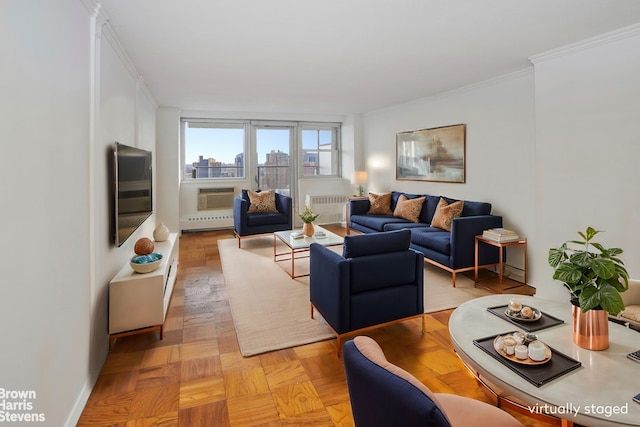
[396,123,466,183]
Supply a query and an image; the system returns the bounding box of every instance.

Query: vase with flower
[299,207,319,236]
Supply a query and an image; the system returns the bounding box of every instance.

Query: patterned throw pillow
[393,195,425,223]
[430,197,464,231]
[367,192,393,215]
[247,190,278,214]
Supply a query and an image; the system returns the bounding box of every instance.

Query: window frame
[181,118,249,182]
[298,122,341,179]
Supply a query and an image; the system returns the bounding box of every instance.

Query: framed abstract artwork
[396,123,466,183]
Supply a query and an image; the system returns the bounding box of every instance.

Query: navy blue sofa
[348,191,502,286]
[310,230,424,355]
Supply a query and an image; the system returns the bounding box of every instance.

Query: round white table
[449,294,640,427]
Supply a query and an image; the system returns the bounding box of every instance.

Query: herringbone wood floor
[78,226,553,426]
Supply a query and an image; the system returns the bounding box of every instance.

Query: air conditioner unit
[197,187,236,211]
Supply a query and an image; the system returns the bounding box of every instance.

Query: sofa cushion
[419,195,441,224]
[393,195,425,223]
[367,192,393,215]
[383,222,430,231]
[343,229,411,258]
[441,196,491,217]
[247,190,278,214]
[431,197,464,231]
[411,228,451,254]
[351,214,408,232]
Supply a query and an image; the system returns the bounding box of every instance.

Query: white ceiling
[99,0,640,115]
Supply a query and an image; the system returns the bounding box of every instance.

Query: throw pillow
[431,197,464,231]
[367,192,393,215]
[247,190,278,214]
[393,195,425,223]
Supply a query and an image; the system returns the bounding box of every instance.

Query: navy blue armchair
[310,229,424,355]
[233,190,292,248]
[343,336,523,427]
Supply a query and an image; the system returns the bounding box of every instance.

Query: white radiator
[180,210,234,231]
[305,194,347,224]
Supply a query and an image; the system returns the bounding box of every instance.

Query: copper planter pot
[572,305,609,350]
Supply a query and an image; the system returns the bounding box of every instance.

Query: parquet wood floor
[78,226,553,426]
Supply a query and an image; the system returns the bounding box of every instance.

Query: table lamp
[351,171,368,197]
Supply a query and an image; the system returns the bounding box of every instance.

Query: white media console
[109,232,178,348]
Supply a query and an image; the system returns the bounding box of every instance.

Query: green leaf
[585,227,600,241]
[598,285,626,315]
[548,248,566,267]
[553,263,582,285]
[579,285,600,312]
[569,251,592,267]
[590,258,616,279]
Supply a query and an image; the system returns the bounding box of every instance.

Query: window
[301,125,340,176]
[182,119,341,182]
[182,120,246,180]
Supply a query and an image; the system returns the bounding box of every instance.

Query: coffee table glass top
[274,226,343,249]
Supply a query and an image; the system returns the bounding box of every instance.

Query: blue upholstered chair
[233,189,292,248]
[343,336,523,427]
[310,229,425,355]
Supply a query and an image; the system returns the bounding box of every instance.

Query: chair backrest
[621,278,640,306]
[342,229,411,258]
[343,336,451,427]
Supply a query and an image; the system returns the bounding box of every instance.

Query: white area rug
[218,235,491,356]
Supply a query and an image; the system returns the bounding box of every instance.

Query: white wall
[532,25,640,300]
[0,1,92,425]
[361,70,536,274]
[1,1,157,425]
[361,25,640,298]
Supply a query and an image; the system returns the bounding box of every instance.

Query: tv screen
[114,142,153,246]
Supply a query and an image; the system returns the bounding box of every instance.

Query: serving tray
[474,331,582,387]
[487,305,565,332]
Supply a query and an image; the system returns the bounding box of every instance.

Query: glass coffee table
[273,226,344,278]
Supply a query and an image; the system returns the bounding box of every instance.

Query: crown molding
[92,2,157,109]
[529,23,640,64]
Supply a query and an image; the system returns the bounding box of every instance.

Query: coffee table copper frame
[273,226,344,278]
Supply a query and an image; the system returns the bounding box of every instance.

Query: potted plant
[548,226,628,350]
[299,207,319,236]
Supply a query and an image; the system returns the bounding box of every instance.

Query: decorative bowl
[130,252,163,273]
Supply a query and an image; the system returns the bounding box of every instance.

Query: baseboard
[64,377,94,427]
[64,337,108,426]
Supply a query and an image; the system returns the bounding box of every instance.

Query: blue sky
[184,127,290,165]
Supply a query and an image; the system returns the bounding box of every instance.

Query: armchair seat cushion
[247,212,289,227]
[620,305,640,323]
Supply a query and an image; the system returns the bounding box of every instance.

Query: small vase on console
[153,222,170,242]
[302,222,315,237]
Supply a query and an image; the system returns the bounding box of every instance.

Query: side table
[345,196,368,235]
[474,235,527,292]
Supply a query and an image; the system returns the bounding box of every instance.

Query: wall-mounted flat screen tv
[114,142,153,246]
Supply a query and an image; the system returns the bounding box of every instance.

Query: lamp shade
[351,171,368,185]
